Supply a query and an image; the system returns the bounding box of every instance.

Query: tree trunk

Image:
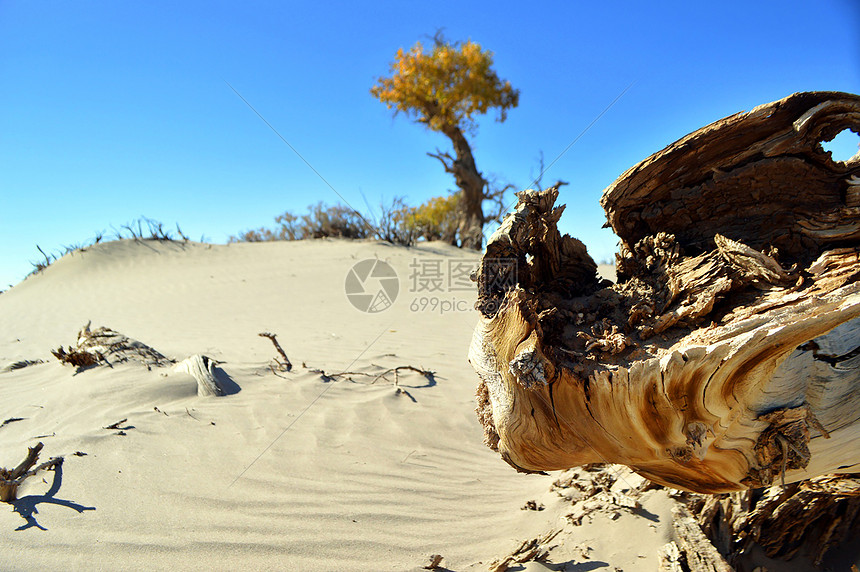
[469,91,860,493]
[441,125,486,249]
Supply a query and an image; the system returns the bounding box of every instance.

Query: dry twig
[258,332,293,372]
[309,364,434,386]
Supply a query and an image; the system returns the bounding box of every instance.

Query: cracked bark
[469,91,860,493]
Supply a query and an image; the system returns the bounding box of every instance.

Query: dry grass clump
[50,345,102,368]
[27,217,191,277]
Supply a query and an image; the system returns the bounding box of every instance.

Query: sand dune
[2,239,666,571]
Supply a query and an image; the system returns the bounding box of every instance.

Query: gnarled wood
[470,91,860,493]
[601,91,860,264]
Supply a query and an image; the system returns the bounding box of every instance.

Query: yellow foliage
[370,39,519,134]
[397,192,461,242]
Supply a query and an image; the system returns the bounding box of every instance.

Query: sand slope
[1,239,662,571]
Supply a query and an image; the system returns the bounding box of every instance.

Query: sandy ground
[0,238,692,570]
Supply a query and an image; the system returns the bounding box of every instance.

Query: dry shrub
[232,202,371,243]
[233,194,463,247]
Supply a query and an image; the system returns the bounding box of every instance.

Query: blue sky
[1,0,858,288]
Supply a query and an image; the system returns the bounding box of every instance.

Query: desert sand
[2,238,683,570]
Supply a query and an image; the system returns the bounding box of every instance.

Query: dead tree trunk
[470,91,860,493]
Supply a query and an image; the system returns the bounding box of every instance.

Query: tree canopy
[370,39,520,135]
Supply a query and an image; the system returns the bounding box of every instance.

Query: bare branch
[0,442,64,502]
[427,150,455,173]
[258,332,293,372]
[305,364,434,386]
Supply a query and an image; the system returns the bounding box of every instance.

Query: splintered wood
[469,91,860,492]
[685,473,860,566]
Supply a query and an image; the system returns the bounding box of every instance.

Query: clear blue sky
[2,0,858,288]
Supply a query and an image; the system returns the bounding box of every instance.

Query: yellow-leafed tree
[371,35,519,248]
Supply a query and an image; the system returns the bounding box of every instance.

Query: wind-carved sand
[2,237,656,570]
[2,235,855,570]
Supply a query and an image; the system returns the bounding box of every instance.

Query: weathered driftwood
[470,91,860,493]
[0,442,63,502]
[658,541,685,572]
[52,322,171,370]
[173,354,224,396]
[686,473,860,566]
[670,505,733,572]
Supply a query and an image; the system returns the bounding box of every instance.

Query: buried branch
[305,364,434,386]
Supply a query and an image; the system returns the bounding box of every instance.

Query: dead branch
[103,418,128,430]
[0,442,63,502]
[671,505,733,572]
[306,364,434,386]
[488,529,560,572]
[51,345,102,368]
[258,332,292,371]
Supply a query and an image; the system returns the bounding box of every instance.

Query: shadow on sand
[11,462,95,531]
[214,365,241,395]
